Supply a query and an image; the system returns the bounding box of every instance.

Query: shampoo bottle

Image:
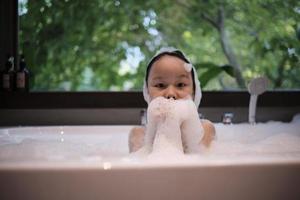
[16,54,29,92]
[2,55,15,92]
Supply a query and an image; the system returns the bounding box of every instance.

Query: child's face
[147,55,194,101]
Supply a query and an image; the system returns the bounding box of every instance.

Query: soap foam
[143,97,204,156]
[183,63,192,72]
[0,119,300,167]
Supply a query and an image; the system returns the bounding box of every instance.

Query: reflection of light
[103,162,112,170]
[60,131,64,135]
[60,138,64,142]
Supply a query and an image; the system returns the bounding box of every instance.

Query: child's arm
[128,126,145,153]
[128,120,216,153]
[200,119,216,148]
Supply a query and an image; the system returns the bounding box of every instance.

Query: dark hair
[145,50,195,90]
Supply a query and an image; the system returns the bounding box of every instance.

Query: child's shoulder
[199,119,216,147]
[129,126,145,134]
[201,119,214,126]
[129,126,145,152]
[201,119,215,131]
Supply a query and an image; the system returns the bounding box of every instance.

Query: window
[16,0,300,91]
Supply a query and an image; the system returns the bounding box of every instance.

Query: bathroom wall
[0,91,299,126]
[0,107,299,126]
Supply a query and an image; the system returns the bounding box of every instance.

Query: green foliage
[195,63,234,87]
[19,0,300,91]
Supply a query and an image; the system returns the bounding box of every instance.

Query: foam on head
[143,47,202,108]
[183,63,192,72]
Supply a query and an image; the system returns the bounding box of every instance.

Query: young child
[129,47,216,153]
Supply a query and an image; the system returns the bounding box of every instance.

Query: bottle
[16,54,29,92]
[2,55,16,92]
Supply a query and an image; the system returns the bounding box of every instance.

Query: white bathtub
[1,122,300,200]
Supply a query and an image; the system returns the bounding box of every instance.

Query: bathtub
[1,122,300,200]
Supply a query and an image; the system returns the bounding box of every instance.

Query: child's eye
[155,83,165,88]
[177,83,186,88]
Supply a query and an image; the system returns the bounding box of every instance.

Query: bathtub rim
[1,156,300,171]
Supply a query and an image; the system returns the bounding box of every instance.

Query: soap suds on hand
[143,97,204,156]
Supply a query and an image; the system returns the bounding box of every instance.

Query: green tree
[19,0,300,91]
[150,0,300,89]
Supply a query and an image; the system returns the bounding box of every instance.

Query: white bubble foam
[0,120,300,167]
[143,97,204,156]
[183,63,192,72]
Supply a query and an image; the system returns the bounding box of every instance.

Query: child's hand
[148,97,174,123]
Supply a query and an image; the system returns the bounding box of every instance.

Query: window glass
[19,0,300,91]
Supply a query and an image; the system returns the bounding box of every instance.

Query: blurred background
[18,0,300,91]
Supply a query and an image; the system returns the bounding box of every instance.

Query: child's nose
[164,86,177,100]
